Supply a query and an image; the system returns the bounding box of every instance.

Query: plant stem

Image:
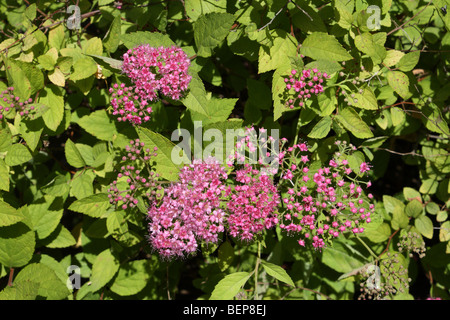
[356,234,379,261]
[8,268,14,286]
[254,241,261,300]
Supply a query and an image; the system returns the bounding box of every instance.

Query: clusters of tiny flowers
[109,83,153,125]
[0,87,36,119]
[147,157,228,260]
[108,139,161,210]
[284,68,329,109]
[277,140,375,250]
[358,253,411,300]
[109,45,191,125]
[121,45,191,101]
[397,231,426,258]
[225,164,280,242]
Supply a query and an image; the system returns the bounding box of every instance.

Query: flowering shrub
[0,0,448,303]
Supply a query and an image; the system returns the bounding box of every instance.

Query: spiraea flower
[121,45,192,101]
[284,68,329,109]
[109,45,192,126]
[0,87,38,119]
[108,139,161,210]
[147,157,228,259]
[277,140,375,250]
[225,164,280,242]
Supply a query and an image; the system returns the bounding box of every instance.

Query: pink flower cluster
[284,68,329,109]
[121,45,191,101]
[278,141,374,250]
[109,83,153,125]
[109,45,191,126]
[108,139,160,210]
[0,87,36,119]
[147,157,228,259]
[225,164,280,242]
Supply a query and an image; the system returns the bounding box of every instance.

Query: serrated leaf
[77,109,118,141]
[68,193,111,218]
[194,12,235,57]
[308,116,332,139]
[65,138,86,168]
[110,260,154,296]
[397,51,420,72]
[0,159,9,191]
[210,272,251,300]
[260,260,295,287]
[335,107,374,139]
[138,127,189,181]
[5,143,32,167]
[45,224,76,248]
[258,33,298,74]
[386,71,410,99]
[121,31,175,50]
[89,249,120,292]
[40,85,64,132]
[0,201,23,227]
[300,32,353,62]
[70,57,98,81]
[218,241,234,272]
[0,222,35,267]
[103,15,121,53]
[14,263,70,299]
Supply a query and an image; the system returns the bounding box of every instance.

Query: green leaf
[182,73,237,124]
[321,242,365,273]
[70,170,95,200]
[391,205,410,230]
[415,215,434,239]
[65,138,86,168]
[70,57,98,81]
[218,241,234,272]
[0,280,40,300]
[185,0,227,21]
[405,200,423,218]
[0,201,23,227]
[89,249,120,292]
[40,85,64,132]
[258,32,298,74]
[0,159,9,191]
[210,272,251,300]
[110,260,154,296]
[352,86,378,110]
[86,54,122,69]
[138,127,189,181]
[103,15,121,53]
[14,263,70,299]
[0,222,35,267]
[44,224,76,248]
[386,71,410,99]
[260,260,295,287]
[194,12,235,57]
[68,193,111,218]
[335,107,374,139]
[4,59,32,100]
[397,51,420,72]
[77,109,118,141]
[354,33,386,64]
[120,31,175,50]
[364,222,392,243]
[308,116,332,139]
[439,221,450,242]
[19,118,44,152]
[4,143,32,167]
[26,200,63,240]
[300,32,353,62]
